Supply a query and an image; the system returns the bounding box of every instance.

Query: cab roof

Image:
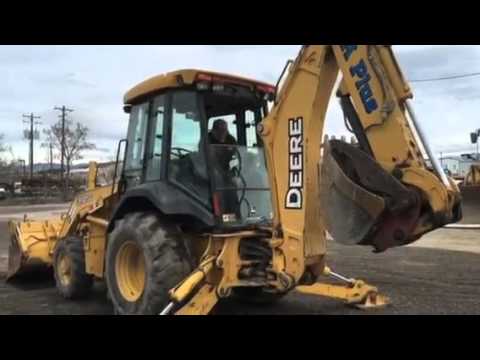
[124,69,276,105]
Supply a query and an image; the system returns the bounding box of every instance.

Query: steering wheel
[231,147,243,175]
[229,147,249,210]
[171,147,193,159]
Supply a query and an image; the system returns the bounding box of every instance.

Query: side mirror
[471,132,478,144]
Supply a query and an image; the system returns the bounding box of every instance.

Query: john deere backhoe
[7,45,462,315]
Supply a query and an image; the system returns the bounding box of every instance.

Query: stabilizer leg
[296,266,390,310]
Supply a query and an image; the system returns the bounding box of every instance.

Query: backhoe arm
[259,45,462,285]
[164,45,462,315]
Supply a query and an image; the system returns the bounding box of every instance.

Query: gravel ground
[0,204,479,315]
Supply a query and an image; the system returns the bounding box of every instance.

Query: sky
[0,45,479,165]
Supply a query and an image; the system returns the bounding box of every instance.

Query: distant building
[323,135,478,178]
[440,153,479,178]
[323,134,358,145]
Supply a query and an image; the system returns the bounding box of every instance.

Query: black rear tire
[53,236,94,300]
[106,212,193,315]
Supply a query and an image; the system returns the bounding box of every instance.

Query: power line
[411,72,480,83]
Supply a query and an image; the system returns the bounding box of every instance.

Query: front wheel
[105,213,193,315]
[53,236,94,300]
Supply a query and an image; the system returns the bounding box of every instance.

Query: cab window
[125,102,149,171]
[146,95,166,181]
[208,115,238,141]
[168,91,210,204]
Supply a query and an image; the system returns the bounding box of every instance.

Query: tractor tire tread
[54,236,94,300]
[106,212,193,315]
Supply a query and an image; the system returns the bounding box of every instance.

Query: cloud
[31,72,97,89]
[0,46,63,67]
[0,45,479,164]
[395,46,480,101]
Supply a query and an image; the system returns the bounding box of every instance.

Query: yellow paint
[87,162,98,190]
[175,285,219,316]
[464,165,480,186]
[8,162,117,279]
[170,259,214,303]
[124,69,274,105]
[296,281,389,309]
[115,241,146,302]
[8,219,63,268]
[83,223,107,278]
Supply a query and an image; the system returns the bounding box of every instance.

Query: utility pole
[16,159,24,178]
[54,106,74,181]
[49,143,53,171]
[18,159,26,178]
[23,113,41,180]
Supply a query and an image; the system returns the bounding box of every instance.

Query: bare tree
[42,119,96,178]
[0,135,5,168]
[0,134,12,170]
[0,134,6,153]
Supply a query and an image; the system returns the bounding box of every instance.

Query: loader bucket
[320,141,385,246]
[6,219,62,281]
[459,185,480,224]
[320,140,421,252]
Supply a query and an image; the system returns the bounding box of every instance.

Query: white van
[13,182,22,195]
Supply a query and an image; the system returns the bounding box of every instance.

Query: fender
[107,181,215,233]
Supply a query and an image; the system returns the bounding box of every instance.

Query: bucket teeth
[6,235,23,280]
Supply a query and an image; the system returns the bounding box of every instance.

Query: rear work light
[212,83,225,92]
[256,84,276,94]
[257,84,276,101]
[197,73,213,82]
[196,82,211,91]
[195,73,275,97]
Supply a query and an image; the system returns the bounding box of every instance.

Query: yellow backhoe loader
[7,45,462,315]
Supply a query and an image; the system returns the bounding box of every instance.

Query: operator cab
[122,70,275,230]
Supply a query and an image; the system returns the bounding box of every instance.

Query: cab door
[167,90,210,206]
[124,102,150,189]
[145,94,167,182]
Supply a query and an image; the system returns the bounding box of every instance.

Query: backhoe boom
[259,45,461,285]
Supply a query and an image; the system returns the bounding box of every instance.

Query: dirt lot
[0,204,479,315]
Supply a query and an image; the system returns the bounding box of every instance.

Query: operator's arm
[259,45,462,284]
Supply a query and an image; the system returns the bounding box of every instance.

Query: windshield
[209,144,272,225]
[203,84,273,227]
[164,84,273,227]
